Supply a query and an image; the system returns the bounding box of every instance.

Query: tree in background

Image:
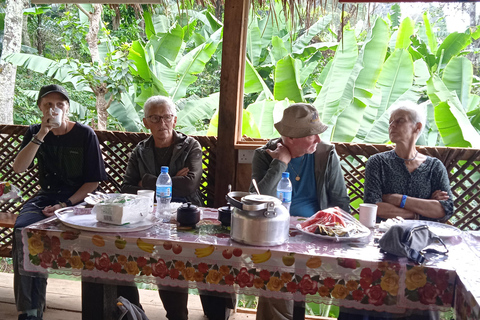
[0,0,24,124]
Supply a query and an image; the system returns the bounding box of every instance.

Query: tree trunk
[0,0,24,125]
[36,15,45,55]
[85,4,102,64]
[93,83,110,130]
[22,0,31,46]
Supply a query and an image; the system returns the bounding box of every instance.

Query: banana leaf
[273,55,303,102]
[436,32,471,69]
[395,17,414,49]
[171,35,220,101]
[413,59,430,86]
[333,18,389,142]
[313,29,358,123]
[442,57,472,110]
[246,99,290,138]
[422,12,437,55]
[148,24,184,67]
[435,101,480,148]
[376,49,414,116]
[244,58,273,99]
[292,15,332,55]
[271,36,289,63]
[247,18,263,67]
[176,93,219,135]
[207,109,261,138]
[4,53,89,91]
[108,91,142,132]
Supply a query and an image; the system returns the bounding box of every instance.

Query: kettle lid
[242,194,281,205]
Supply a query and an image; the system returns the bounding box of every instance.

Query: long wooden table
[20,208,477,319]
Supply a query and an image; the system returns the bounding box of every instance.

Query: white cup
[48,107,63,128]
[359,203,378,228]
[137,190,155,213]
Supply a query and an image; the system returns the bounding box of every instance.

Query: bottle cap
[161,166,169,173]
[282,172,289,178]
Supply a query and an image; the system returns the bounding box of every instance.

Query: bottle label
[156,185,172,198]
[277,191,292,203]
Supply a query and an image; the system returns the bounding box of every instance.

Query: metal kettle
[227,191,290,246]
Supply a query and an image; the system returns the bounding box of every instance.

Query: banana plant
[128,14,222,106]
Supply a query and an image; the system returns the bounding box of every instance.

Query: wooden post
[214,0,250,207]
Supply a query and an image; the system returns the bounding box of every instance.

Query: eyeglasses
[146,114,174,123]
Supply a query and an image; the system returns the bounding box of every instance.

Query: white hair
[144,96,177,117]
[389,101,427,138]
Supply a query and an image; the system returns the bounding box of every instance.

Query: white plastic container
[93,194,150,225]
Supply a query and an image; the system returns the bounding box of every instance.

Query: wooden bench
[0,212,17,257]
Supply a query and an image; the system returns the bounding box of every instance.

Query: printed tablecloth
[22,208,463,314]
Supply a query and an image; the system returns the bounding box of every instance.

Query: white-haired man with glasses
[121,96,235,320]
[121,95,203,205]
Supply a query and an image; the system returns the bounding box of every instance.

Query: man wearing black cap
[11,84,108,320]
[250,103,350,320]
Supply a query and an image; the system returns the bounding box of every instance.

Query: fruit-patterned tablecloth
[21,208,468,314]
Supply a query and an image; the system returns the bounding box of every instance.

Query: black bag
[378,224,448,264]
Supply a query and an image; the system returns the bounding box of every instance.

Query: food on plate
[298,207,367,238]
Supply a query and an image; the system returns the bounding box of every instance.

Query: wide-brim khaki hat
[274,103,328,138]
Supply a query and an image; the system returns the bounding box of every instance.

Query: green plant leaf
[108,91,142,132]
[171,34,220,101]
[271,36,289,63]
[436,32,471,69]
[313,28,358,123]
[246,99,290,138]
[149,24,184,67]
[435,101,480,148]
[422,12,437,55]
[273,55,303,102]
[206,109,261,138]
[247,18,262,67]
[244,58,273,99]
[377,49,414,115]
[176,93,219,135]
[395,17,414,49]
[442,57,472,110]
[292,15,332,55]
[333,18,389,142]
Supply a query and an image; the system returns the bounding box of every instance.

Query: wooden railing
[1,125,479,256]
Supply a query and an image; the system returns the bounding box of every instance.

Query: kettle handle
[226,191,249,210]
[226,191,270,212]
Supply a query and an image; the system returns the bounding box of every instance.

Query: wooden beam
[214,0,250,207]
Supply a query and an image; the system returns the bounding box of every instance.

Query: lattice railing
[334,143,480,231]
[2,125,479,232]
[0,125,218,254]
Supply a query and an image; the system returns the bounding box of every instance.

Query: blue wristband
[400,195,407,208]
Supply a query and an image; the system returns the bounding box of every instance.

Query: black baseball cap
[36,84,70,106]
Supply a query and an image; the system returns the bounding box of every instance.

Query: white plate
[295,224,371,241]
[54,208,153,233]
[468,230,480,238]
[401,220,462,238]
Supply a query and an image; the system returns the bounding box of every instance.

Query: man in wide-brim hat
[250,103,350,320]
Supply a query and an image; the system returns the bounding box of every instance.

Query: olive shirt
[364,150,454,222]
[121,130,203,206]
[250,138,350,213]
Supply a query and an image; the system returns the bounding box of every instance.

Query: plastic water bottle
[277,172,292,212]
[156,166,172,222]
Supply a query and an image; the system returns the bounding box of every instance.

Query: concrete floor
[0,273,256,320]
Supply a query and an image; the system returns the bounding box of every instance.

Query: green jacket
[249,138,350,213]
